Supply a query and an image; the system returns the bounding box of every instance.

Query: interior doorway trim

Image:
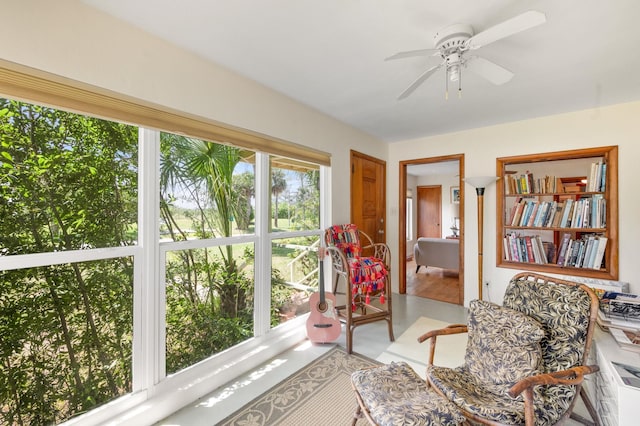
[399,154,465,304]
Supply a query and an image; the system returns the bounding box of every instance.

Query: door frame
[399,154,465,303]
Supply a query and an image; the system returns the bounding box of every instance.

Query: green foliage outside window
[0,99,138,424]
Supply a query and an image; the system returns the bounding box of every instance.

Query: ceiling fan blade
[465,10,546,50]
[386,48,439,61]
[465,56,514,85]
[397,63,443,100]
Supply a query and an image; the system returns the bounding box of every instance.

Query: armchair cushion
[465,300,545,388]
[427,300,545,424]
[352,362,466,426]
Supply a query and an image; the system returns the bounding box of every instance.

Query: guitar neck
[318,258,325,303]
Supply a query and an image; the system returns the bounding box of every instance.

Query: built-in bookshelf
[496,146,618,280]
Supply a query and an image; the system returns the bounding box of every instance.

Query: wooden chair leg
[352,402,362,426]
[570,387,600,426]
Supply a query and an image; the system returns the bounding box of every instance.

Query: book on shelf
[559,199,574,228]
[543,241,556,263]
[574,240,586,268]
[591,236,608,269]
[542,201,557,227]
[582,235,596,268]
[524,236,535,262]
[535,236,548,264]
[510,199,526,226]
[587,160,608,192]
[527,202,540,227]
[503,234,552,264]
[568,239,582,267]
[556,233,572,266]
[520,200,535,226]
[551,202,564,227]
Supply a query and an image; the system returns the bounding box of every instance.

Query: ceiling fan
[387,10,547,100]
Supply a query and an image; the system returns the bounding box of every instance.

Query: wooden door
[351,151,386,246]
[417,185,442,238]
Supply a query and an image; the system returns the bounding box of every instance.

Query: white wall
[0,0,386,226]
[406,174,418,256]
[388,101,640,303]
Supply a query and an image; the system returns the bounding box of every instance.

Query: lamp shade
[464,176,499,189]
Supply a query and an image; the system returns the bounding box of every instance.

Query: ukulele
[306,246,341,343]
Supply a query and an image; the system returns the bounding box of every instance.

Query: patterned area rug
[219,346,379,426]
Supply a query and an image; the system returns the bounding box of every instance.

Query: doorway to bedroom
[399,154,465,305]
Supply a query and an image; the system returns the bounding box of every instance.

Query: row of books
[503,233,553,264]
[507,196,606,229]
[587,160,607,192]
[556,233,607,269]
[504,160,607,195]
[503,232,608,269]
[504,173,559,194]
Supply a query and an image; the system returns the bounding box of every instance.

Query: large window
[0,99,138,424]
[0,75,329,424]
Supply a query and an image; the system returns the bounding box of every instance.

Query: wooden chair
[351,272,601,426]
[324,224,394,354]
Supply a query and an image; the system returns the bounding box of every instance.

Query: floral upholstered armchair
[324,224,394,354]
[423,272,601,425]
[350,272,601,426]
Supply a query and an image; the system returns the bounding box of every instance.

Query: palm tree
[271,169,287,228]
[232,171,255,231]
[159,134,247,318]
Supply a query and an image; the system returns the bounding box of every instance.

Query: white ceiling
[81,0,640,143]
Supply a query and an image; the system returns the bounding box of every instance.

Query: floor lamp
[464,176,499,300]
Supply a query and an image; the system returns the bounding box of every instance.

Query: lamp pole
[475,186,486,300]
[465,176,498,301]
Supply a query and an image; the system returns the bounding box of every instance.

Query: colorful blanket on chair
[327,224,388,310]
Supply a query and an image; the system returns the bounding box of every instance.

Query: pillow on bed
[465,299,545,387]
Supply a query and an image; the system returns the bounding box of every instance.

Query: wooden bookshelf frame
[496,146,618,280]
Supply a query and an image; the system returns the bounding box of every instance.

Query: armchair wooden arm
[358,230,391,266]
[417,324,468,366]
[508,365,600,426]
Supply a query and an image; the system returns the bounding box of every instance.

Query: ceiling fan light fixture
[448,64,460,82]
[388,10,546,100]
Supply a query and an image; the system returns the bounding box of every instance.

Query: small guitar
[306,246,341,343]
